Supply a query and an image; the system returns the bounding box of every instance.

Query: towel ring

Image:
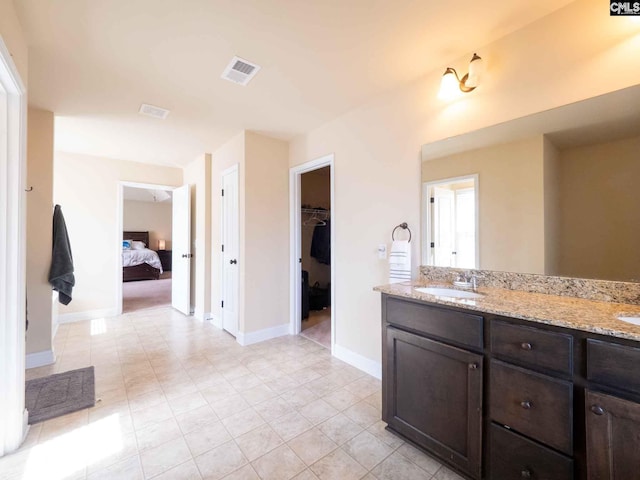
[392,222,412,243]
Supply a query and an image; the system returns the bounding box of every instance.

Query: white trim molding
[57,307,118,324]
[208,314,222,329]
[0,34,28,456]
[289,154,336,354]
[333,344,382,380]
[26,350,56,369]
[236,323,290,347]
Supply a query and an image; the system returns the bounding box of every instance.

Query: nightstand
[157,250,172,272]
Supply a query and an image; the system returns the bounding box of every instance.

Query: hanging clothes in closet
[310,218,331,265]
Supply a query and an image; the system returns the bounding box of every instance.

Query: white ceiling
[123,186,172,203]
[16,0,572,167]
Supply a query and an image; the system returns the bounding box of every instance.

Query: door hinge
[221,301,224,308]
[221,189,224,197]
[430,197,434,204]
[222,244,224,252]
[430,242,435,248]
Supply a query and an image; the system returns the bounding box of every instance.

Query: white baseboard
[208,315,222,329]
[57,307,118,324]
[236,323,290,346]
[26,349,56,369]
[333,343,382,380]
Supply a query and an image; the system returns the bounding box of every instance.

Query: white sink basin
[617,315,640,326]
[415,287,484,299]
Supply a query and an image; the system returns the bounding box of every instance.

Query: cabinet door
[385,327,483,479]
[586,390,640,479]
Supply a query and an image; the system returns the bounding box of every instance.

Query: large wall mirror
[421,84,640,282]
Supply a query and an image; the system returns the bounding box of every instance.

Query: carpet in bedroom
[122,277,171,312]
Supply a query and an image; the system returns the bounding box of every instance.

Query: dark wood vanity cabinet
[584,339,640,478]
[585,390,640,479]
[382,296,484,479]
[381,293,640,480]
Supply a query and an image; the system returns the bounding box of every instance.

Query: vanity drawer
[385,296,483,349]
[491,320,573,376]
[490,423,574,480]
[587,339,640,394]
[490,360,573,454]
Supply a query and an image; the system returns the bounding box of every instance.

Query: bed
[122,231,163,282]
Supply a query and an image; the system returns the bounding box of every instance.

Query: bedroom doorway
[290,155,335,352]
[117,182,180,314]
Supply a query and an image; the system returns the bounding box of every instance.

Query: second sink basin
[415,287,484,299]
[617,315,640,326]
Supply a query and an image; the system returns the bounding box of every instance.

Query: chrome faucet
[454,272,478,292]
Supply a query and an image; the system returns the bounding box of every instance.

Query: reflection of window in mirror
[423,175,478,268]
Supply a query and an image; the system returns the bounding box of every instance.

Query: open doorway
[290,155,335,351]
[300,167,331,347]
[120,186,173,313]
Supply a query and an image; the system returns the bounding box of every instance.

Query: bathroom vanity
[377,281,640,480]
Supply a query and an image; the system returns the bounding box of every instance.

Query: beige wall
[423,137,546,274]
[289,0,640,365]
[243,132,289,334]
[210,131,289,337]
[0,0,28,84]
[123,200,172,251]
[543,137,560,276]
[183,154,212,319]
[301,167,331,288]
[557,135,640,281]
[211,132,245,327]
[54,152,182,315]
[26,108,54,355]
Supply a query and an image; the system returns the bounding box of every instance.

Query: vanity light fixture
[438,53,483,101]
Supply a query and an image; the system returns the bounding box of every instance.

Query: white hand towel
[389,240,411,284]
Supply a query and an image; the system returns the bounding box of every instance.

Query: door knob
[230,259,237,265]
[591,405,605,416]
[182,253,193,258]
[520,400,532,410]
[520,342,533,350]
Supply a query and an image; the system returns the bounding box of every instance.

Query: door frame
[289,154,335,354]
[116,181,177,315]
[219,163,239,335]
[0,35,28,455]
[422,174,479,268]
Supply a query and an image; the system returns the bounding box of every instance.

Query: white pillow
[131,241,146,250]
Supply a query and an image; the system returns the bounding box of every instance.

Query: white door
[172,184,191,315]
[221,165,239,336]
[433,186,456,267]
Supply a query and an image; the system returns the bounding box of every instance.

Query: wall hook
[25,186,33,192]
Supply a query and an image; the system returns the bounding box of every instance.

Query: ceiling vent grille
[138,104,170,120]
[221,56,261,86]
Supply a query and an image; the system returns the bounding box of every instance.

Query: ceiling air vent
[138,103,170,120]
[221,56,261,86]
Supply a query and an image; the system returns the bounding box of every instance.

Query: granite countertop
[374,281,640,342]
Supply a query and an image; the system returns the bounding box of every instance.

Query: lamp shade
[465,53,483,88]
[158,239,166,250]
[438,68,461,101]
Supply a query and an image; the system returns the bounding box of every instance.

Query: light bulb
[465,53,483,88]
[438,68,461,101]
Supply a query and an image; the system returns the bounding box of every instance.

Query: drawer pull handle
[468,363,479,370]
[591,405,605,416]
[520,342,533,350]
[520,400,532,410]
[521,469,533,478]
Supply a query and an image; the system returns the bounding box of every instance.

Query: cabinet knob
[520,342,533,351]
[591,404,605,416]
[521,469,532,478]
[468,363,479,370]
[520,400,532,410]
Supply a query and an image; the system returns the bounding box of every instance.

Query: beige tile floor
[3,307,464,480]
